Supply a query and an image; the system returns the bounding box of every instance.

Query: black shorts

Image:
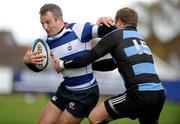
[50,81,99,117]
[104,90,165,124]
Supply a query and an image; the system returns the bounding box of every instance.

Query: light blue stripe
[132,63,156,75]
[124,45,151,57]
[124,46,137,57]
[123,30,143,39]
[139,45,151,54]
[138,82,164,91]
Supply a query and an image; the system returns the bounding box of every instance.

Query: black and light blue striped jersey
[64,26,164,91]
[46,22,114,91]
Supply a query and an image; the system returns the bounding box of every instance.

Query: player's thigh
[88,102,111,124]
[57,109,82,124]
[37,101,63,124]
[138,112,159,124]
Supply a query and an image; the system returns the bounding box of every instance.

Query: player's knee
[37,119,50,124]
[89,114,109,124]
[88,112,96,123]
[95,120,109,124]
[89,120,109,124]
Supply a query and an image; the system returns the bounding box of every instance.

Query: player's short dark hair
[115,7,138,27]
[39,3,63,20]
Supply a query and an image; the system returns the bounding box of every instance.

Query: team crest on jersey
[67,43,72,51]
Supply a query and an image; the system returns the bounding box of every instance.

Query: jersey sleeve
[92,58,117,71]
[97,25,116,38]
[64,31,119,69]
[78,23,116,42]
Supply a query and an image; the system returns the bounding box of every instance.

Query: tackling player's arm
[92,58,117,71]
[97,25,116,37]
[56,31,119,73]
[96,16,116,38]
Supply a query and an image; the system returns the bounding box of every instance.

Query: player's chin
[48,31,58,37]
[46,31,52,36]
[47,32,53,36]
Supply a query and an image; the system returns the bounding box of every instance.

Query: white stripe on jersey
[72,23,86,40]
[72,23,99,39]
[92,25,99,38]
[65,77,96,90]
[62,64,92,77]
[51,39,91,59]
[48,28,72,40]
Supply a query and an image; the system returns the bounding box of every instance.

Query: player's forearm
[92,58,117,71]
[63,51,97,69]
[62,37,114,69]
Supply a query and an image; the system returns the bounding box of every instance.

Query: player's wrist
[59,60,65,70]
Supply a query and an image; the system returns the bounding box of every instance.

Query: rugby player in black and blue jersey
[55,7,166,124]
[23,3,116,124]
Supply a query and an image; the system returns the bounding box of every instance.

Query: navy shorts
[104,90,165,124]
[50,81,99,117]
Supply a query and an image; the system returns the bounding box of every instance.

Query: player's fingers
[31,57,44,64]
[32,50,42,55]
[105,17,114,27]
[30,54,44,61]
[33,61,43,64]
[27,47,32,52]
[97,17,114,27]
[54,60,60,65]
[33,58,43,62]
[53,60,60,73]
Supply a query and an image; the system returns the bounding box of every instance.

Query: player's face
[40,11,63,36]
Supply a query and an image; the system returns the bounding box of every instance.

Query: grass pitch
[0,93,180,124]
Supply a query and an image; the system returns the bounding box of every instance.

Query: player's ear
[57,16,63,22]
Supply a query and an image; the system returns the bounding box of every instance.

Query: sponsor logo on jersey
[52,96,57,101]
[67,43,72,51]
[68,102,75,110]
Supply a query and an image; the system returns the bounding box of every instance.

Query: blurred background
[0,0,180,124]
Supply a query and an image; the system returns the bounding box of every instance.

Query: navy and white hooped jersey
[46,22,102,91]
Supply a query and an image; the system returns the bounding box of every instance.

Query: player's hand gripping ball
[32,39,49,71]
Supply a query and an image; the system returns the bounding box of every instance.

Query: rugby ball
[32,38,49,71]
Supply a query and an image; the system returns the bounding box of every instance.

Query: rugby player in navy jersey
[55,7,166,124]
[23,3,116,124]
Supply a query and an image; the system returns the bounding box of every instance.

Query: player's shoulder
[69,22,94,29]
[105,28,122,37]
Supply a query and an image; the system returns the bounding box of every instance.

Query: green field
[0,93,180,124]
